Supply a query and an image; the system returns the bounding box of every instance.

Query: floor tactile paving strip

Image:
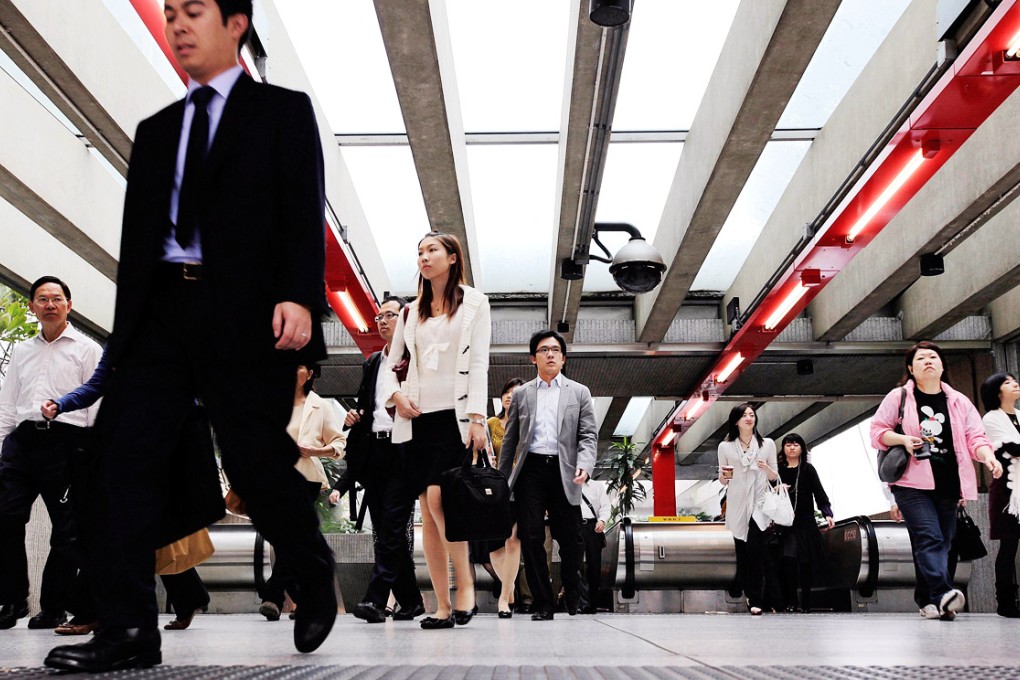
[1,667,1019,680]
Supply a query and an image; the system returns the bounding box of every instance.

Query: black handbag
[953,506,988,561]
[440,450,512,542]
[877,388,909,483]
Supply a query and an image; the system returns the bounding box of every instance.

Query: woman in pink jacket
[871,341,1001,620]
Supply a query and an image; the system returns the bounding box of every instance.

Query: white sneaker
[919,604,939,619]
[939,589,965,616]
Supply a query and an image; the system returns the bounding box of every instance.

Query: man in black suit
[334,296,424,623]
[46,0,336,671]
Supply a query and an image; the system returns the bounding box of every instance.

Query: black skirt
[407,410,470,497]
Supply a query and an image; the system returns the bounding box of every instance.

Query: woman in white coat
[718,402,779,615]
[384,232,491,630]
[980,372,1020,617]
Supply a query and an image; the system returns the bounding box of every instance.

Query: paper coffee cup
[721,465,734,479]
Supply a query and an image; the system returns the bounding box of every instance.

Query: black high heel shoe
[453,605,477,626]
[419,615,455,630]
[497,610,513,619]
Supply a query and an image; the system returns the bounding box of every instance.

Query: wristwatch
[470,418,485,425]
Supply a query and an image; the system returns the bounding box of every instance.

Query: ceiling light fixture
[1006,29,1020,58]
[337,290,369,333]
[716,353,745,383]
[657,429,676,448]
[682,396,707,421]
[763,283,808,331]
[846,150,926,243]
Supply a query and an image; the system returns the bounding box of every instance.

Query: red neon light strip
[650,0,1020,477]
[128,0,383,356]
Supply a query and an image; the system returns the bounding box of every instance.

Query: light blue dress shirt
[529,373,563,455]
[163,64,245,263]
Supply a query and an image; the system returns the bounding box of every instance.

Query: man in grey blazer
[498,330,597,620]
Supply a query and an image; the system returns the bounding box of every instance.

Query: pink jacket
[870,380,992,500]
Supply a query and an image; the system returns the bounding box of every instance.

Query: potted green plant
[606,436,647,524]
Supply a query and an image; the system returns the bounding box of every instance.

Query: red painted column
[651,443,676,517]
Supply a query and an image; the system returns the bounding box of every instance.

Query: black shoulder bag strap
[581,491,598,519]
[894,387,907,434]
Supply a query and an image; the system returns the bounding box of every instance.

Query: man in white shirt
[498,330,597,620]
[578,480,611,613]
[0,277,102,631]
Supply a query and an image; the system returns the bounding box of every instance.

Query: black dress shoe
[28,610,67,629]
[352,601,386,624]
[392,602,426,621]
[531,610,554,621]
[419,615,455,629]
[579,606,597,615]
[44,627,161,672]
[564,589,580,616]
[497,610,513,619]
[0,601,28,630]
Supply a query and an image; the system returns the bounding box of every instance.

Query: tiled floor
[0,612,1017,677]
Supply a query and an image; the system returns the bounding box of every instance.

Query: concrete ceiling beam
[989,286,1020,342]
[722,1,937,337]
[0,66,123,282]
[0,0,179,176]
[898,195,1020,340]
[373,0,479,286]
[548,0,629,341]
[811,75,1020,342]
[756,400,830,441]
[794,400,880,449]
[635,0,838,342]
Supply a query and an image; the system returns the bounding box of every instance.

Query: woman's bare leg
[420,489,451,618]
[491,523,520,612]
[426,485,475,612]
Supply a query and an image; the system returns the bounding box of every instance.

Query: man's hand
[273,302,312,350]
[595,520,605,533]
[41,400,59,420]
[328,490,340,505]
[345,409,362,428]
[573,468,589,485]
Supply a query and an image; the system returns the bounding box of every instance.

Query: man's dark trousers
[361,435,420,609]
[579,518,604,609]
[515,453,583,615]
[90,273,334,630]
[0,422,85,613]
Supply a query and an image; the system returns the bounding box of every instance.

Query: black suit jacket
[107,74,328,365]
[342,351,384,485]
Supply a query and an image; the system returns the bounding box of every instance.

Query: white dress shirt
[372,347,394,433]
[581,481,611,522]
[0,323,103,441]
[529,373,563,455]
[163,64,245,263]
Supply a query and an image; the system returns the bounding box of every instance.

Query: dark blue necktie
[175,86,216,249]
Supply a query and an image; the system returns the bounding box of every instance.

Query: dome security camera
[608,237,666,293]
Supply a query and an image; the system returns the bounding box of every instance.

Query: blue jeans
[892,486,958,606]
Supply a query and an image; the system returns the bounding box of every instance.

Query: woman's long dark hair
[299,363,318,396]
[417,231,466,322]
[980,372,1016,413]
[498,378,525,417]
[778,432,809,468]
[723,402,763,446]
[897,340,950,387]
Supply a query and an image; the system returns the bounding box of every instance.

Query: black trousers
[263,481,323,606]
[515,454,583,614]
[360,436,420,609]
[90,275,334,630]
[734,520,782,609]
[578,520,603,608]
[160,568,209,617]
[995,535,1019,605]
[0,422,85,612]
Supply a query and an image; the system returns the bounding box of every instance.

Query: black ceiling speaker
[919,253,945,276]
[589,0,632,27]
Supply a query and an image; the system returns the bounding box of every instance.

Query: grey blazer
[497,374,598,506]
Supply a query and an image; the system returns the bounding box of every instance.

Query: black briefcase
[440,451,512,542]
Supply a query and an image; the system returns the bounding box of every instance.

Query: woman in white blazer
[384,232,491,630]
[259,363,346,621]
[980,372,1020,617]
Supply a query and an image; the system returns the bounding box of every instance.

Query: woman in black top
[776,433,834,612]
[980,372,1020,617]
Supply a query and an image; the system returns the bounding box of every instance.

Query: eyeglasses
[374,312,399,322]
[535,346,562,356]
[34,296,67,306]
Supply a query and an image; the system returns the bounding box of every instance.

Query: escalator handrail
[621,517,635,599]
[851,515,880,598]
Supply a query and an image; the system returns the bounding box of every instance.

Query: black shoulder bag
[877,388,909,483]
